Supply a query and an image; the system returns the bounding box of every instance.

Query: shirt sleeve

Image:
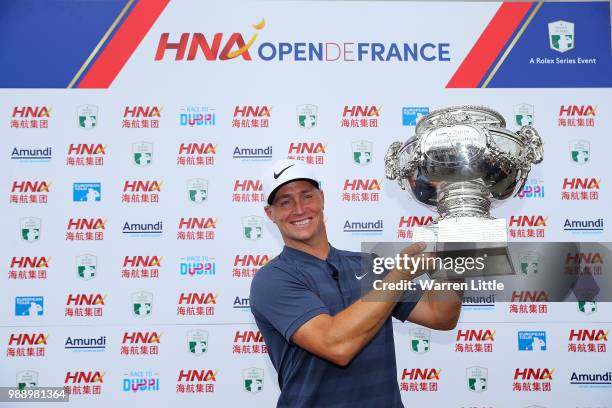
[250,266,330,342]
[391,293,423,322]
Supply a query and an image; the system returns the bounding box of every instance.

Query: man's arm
[291,243,426,367]
[405,283,463,330]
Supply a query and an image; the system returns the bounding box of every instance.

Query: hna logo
[568,329,608,342]
[456,330,495,341]
[508,216,547,227]
[67,144,107,155]
[156,19,265,61]
[12,106,51,118]
[234,255,270,267]
[123,180,163,192]
[178,143,217,154]
[234,331,264,343]
[10,257,49,268]
[123,256,162,267]
[343,179,382,190]
[511,291,549,302]
[233,106,272,117]
[562,178,600,190]
[123,106,162,118]
[67,218,106,230]
[398,216,434,228]
[11,181,50,193]
[401,368,441,381]
[65,371,104,383]
[178,292,217,305]
[288,143,327,154]
[559,105,597,116]
[8,333,48,346]
[178,218,217,229]
[513,368,554,380]
[66,294,106,306]
[233,180,262,192]
[122,331,162,344]
[342,106,381,117]
[566,252,603,264]
[177,370,217,382]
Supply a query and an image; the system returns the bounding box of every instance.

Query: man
[250,160,462,407]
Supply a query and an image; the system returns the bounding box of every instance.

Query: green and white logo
[242,216,263,241]
[76,254,97,280]
[467,366,488,393]
[297,104,317,129]
[187,178,208,204]
[351,140,373,166]
[187,330,208,356]
[409,328,430,354]
[243,367,264,394]
[578,301,597,315]
[548,20,574,53]
[17,370,38,390]
[514,103,534,126]
[132,141,153,167]
[20,217,41,243]
[132,291,153,318]
[569,139,590,165]
[77,104,98,130]
[519,252,540,277]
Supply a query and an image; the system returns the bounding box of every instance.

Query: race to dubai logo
[548,21,574,53]
[402,107,429,126]
[187,179,208,203]
[77,105,98,130]
[188,330,208,356]
[569,140,590,165]
[73,183,101,202]
[466,366,488,393]
[20,217,41,242]
[132,291,153,318]
[132,142,153,167]
[409,328,430,354]
[243,368,264,394]
[242,216,263,241]
[514,103,534,126]
[297,104,317,129]
[352,140,372,166]
[76,254,97,280]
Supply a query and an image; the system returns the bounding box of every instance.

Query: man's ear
[264,205,275,223]
[320,190,325,210]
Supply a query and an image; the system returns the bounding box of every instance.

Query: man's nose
[293,197,305,213]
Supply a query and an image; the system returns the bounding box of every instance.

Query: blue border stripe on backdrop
[0,0,131,88]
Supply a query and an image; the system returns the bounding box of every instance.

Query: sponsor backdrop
[1,1,611,407]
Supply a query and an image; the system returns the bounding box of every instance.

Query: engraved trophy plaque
[385,106,544,277]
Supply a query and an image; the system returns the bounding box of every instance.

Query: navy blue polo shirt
[250,245,421,408]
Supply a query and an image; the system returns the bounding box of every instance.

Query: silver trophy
[385,106,543,277]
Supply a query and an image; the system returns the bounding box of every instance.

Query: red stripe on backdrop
[78,0,170,88]
[446,2,532,88]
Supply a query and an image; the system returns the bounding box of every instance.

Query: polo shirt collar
[281,244,339,264]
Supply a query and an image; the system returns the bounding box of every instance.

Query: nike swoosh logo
[354,271,369,280]
[274,164,295,179]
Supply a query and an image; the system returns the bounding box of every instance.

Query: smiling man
[250,159,462,408]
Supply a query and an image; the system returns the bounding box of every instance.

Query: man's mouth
[290,218,312,226]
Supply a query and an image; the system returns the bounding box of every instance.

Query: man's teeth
[292,219,311,226]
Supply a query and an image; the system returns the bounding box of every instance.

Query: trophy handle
[384,141,403,181]
[517,125,544,165]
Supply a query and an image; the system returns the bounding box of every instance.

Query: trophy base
[412,217,516,278]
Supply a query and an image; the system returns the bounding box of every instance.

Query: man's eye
[279,200,290,207]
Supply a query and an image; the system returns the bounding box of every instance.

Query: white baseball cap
[263,159,320,205]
